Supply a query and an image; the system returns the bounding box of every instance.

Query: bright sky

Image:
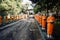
[22,0,33,9]
[22,0,32,4]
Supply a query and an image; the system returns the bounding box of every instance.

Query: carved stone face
[43,14,45,16]
[38,12,40,14]
[49,13,53,16]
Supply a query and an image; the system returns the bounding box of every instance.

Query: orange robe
[0,16,2,23]
[6,16,8,23]
[10,16,13,21]
[39,15,42,25]
[13,16,15,20]
[38,15,40,23]
[42,15,46,28]
[47,16,55,35]
[34,14,38,21]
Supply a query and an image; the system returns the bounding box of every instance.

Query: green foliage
[0,0,22,16]
[33,0,60,13]
[34,5,41,13]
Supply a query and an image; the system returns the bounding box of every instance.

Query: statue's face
[43,14,45,16]
[49,13,53,16]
